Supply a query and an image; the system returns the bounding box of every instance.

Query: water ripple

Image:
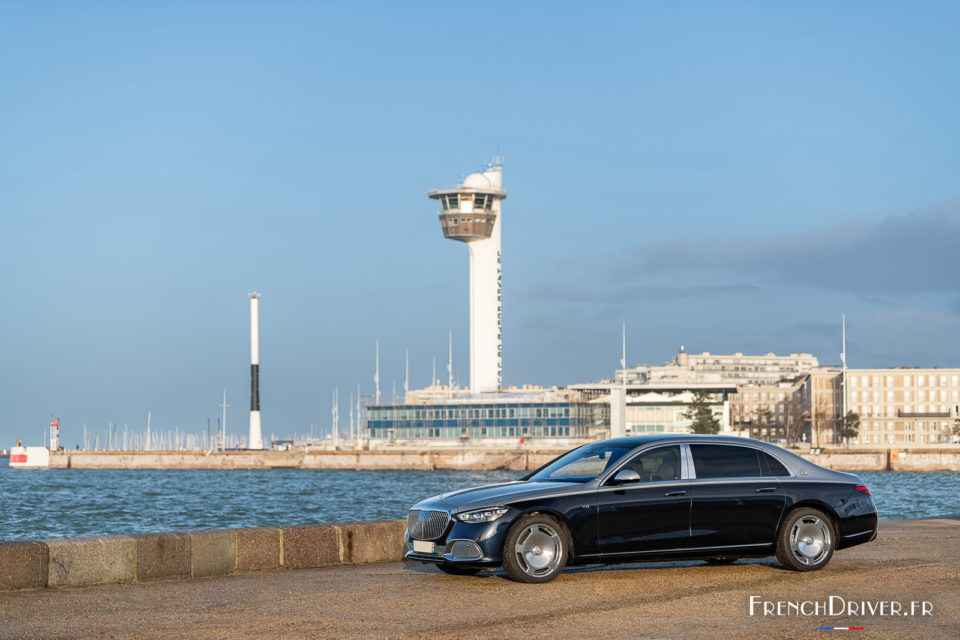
[0,467,956,541]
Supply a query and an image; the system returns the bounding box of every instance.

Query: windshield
[526,443,633,483]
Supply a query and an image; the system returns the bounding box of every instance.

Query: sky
[2,1,959,446]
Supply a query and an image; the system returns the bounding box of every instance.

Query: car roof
[594,434,857,481]
[598,434,772,448]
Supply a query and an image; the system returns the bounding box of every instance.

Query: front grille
[407,509,450,540]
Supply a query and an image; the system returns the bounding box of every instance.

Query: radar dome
[462,172,491,189]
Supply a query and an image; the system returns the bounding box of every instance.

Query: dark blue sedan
[405,435,878,583]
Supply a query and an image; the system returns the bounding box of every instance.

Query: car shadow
[402,556,783,580]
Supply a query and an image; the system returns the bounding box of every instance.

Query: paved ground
[1,518,958,639]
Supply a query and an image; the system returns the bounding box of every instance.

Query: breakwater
[0,519,406,591]
[40,448,960,472]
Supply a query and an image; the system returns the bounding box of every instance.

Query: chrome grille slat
[407,509,450,540]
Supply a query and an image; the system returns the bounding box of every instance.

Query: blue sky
[2,1,958,446]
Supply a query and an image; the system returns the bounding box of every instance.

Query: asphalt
[1,518,958,640]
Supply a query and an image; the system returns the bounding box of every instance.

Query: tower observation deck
[428,163,506,394]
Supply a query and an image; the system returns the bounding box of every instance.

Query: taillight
[854,485,871,496]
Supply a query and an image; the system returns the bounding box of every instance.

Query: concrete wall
[0,519,407,592]
[42,447,960,472]
[45,449,567,471]
[801,449,960,472]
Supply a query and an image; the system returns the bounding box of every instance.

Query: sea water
[0,467,956,541]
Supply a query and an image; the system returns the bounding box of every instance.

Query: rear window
[759,451,791,476]
[690,444,761,479]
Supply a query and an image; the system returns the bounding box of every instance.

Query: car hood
[413,480,584,513]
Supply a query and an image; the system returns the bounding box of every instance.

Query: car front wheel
[776,507,836,571]
[502,514,568,583]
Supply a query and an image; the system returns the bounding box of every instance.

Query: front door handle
[664,491,686,497]
[755,487,776,494]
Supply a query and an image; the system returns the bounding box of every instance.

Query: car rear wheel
[502,514,568,583]
[776,507,835,571]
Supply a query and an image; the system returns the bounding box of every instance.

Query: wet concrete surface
[1,518,957,639]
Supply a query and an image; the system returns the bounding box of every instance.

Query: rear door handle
[755,487,776,494]
[664,491,686,497]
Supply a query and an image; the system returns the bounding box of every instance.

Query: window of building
[886,376,894,386]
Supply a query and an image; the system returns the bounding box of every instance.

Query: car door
[687,443,786,550]
[596,444,692,557]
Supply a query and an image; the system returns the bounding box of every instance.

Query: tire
[776,507,836,571]
[705,557,737,565]
[502,514,569,584]
[438,564,481,576]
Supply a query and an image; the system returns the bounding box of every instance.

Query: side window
[759,451,791,476]
[690,444,761,479]
[619,445,682,482]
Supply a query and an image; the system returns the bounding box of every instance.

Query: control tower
[429,163,506,394]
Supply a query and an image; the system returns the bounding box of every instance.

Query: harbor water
[0,467,957,541]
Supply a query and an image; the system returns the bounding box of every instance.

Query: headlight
[455,507,509,523]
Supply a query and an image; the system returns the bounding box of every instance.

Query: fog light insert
[450,540,483,560]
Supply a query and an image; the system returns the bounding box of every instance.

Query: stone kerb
[1,518,409,592]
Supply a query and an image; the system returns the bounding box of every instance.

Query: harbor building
[568,380,734,435]
[729,378,808,442]
[845,368,960,446]
[569,348,819,439]
[618,347,819,385]
[366,386,608,446]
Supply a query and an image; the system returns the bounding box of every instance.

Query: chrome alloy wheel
[514,523,563,578]
[789,515,831,565]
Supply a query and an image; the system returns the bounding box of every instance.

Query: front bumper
[405,516,514,566]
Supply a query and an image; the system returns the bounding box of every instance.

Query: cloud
[612,201,960,297]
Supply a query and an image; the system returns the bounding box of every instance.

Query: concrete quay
[41,447,960,472]
[1,518,957,639]
[0,520,405,592]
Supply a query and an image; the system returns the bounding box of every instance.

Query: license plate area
[412,540,436,554]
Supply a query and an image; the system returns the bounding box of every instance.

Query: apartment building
[728,378,807,441]
[847,368,960,445]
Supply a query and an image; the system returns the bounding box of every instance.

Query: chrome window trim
[686,441,797,480]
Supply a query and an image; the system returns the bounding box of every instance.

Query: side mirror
[612,469,641,485]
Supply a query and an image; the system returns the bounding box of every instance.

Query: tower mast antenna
[841,314,847,423]
[374,339,381,404]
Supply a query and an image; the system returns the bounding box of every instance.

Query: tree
[755,406,774,441]
[840,411,860,447]
[683,392,721,434]
[812,396,834,448]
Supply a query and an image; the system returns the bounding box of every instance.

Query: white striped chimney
[249,291,263,449]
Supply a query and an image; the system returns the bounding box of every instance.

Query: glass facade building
[366,400,605,440]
